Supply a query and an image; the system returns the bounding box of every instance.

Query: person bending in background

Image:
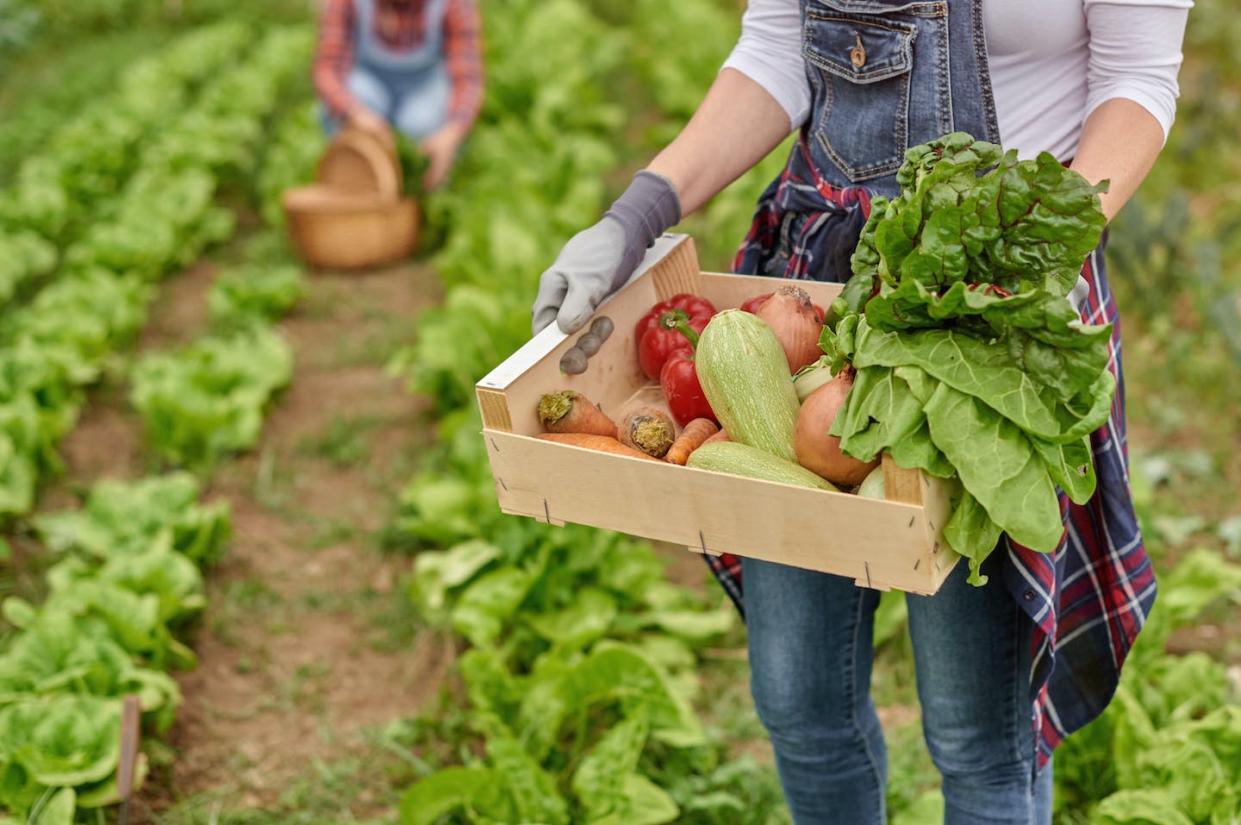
[314,0,483,190]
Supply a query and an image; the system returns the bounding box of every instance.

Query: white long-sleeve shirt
[723,0,1192,161]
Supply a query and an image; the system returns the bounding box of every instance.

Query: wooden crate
[476,235,959,594]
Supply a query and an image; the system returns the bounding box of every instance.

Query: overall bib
[331,0,451,139]
[705,0,1155,806]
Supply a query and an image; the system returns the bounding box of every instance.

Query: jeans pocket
[803,6,919,182]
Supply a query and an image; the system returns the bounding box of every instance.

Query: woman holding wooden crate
[532,1,1191,823]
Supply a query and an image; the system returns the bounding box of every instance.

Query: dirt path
[54,254,454,820]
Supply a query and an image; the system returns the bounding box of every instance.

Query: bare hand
[347,106,392,143]
[420,123,468,191]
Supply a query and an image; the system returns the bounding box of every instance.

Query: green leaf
[518,645,703,759]
[527,587,617,647]
[1032,434,1097,505]
[0,696,121,787]
[31,787,75,825]
[636,608,734,642]
[572,714,650,820]
[411,539,500,616]
[854,324,1064,441]
[1091,789,1195,825]
[607,774,680,825]
[831,366,926,463]
[450,567,535,646]
[941,489,1002,584]
[1156,549,1241,629]
[398,766,494,825]
[924,384,1063,552]
[892,789,943,825]
[486,730,570,825]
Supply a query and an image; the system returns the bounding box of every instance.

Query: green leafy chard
[827,132,1116,579]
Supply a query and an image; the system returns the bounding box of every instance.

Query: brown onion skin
[756,285,823,373]
[795,371,880,487]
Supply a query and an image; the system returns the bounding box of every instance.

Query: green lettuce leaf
[941,490,1003,585]
[923,384,1063,553]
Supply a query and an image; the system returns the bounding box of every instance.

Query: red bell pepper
[741,291,827,323]
[658,323,715,427]
[635,293,716,380]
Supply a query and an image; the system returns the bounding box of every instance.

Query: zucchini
[696,310,800,461]
[688,442,838,491]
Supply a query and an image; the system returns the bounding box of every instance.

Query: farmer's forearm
[646,68,793,215]
[1070,98,1167,222]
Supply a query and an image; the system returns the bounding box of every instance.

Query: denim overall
[330,0,451,139]
[708,2,1154,822]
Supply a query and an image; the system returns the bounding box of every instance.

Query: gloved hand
[532,170,681,334]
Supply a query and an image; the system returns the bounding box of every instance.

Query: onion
[756,285,824,373]
[794,371,881,487]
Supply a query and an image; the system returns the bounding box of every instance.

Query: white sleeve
[721,0,810,130]
[1083,0,1192,140]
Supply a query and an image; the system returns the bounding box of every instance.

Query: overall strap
[353,0,448,73]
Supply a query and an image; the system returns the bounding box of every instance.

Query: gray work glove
[532,170,682,334]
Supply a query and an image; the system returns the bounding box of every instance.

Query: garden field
[0,1,1238,824]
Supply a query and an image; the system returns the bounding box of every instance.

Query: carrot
[537,391,616,437]
[665,418,719,465]
[619,406,676,459]
[702,428,730,446]
[536,433,659,460]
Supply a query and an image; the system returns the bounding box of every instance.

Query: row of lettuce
[0,23,309,520]
[389,2,795,823]
[0,254,304,821]
[0,24,313,824]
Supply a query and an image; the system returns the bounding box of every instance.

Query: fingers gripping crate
[476,235,959,594]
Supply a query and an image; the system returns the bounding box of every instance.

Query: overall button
[850,34,867,69]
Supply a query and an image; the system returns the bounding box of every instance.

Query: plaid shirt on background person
[314,0,483,128]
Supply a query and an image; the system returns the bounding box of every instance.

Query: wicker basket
[316,129,401,198]
[283,185,419,270]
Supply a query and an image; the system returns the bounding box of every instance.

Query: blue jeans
[321,62,450,140]
[743,554,1054,825]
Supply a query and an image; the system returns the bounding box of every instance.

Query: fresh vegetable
[702,428,730,446]
[659,346,714,427]
[793,356,834,402]
[536,433,658,460]
[857,466,885,499]
[795,371,880,487]
[822,132,1115,583]
[207,264,304,328]
[665,418,718,465]
[537,391,616,437]
[588,316,614,341]
[130,327,294,470]
[618,406,676,458]
[695,310,800,462]
[687,442,838,491]
[741,292,826,323]
[635,293,716,380]
[559,347,588,375]
[755,285,825,373]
